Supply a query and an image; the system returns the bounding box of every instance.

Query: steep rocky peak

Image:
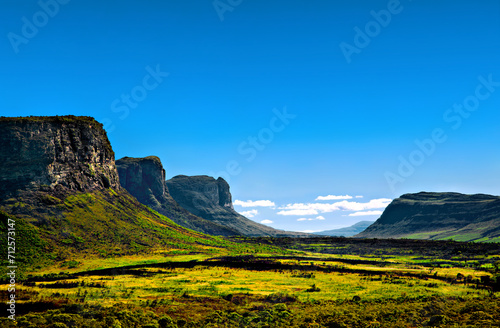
[0,116,120,198]
[217,177,233,209]
[116,157,241,236]
[116,156,168,204]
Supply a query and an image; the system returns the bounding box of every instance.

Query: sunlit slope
[356,192,500,242]
[0,188,234,273]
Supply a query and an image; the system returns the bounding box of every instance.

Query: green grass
[1,188,289,278]
[3,250,499,328]
[2,186,500,327]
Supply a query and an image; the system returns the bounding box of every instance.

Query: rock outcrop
[0,116,229,266]
[0,116,120,199]
[356,192,500,242]
[116,156,240,236]
[167,175,308,237]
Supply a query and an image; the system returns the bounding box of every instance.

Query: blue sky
[2,0,500,232]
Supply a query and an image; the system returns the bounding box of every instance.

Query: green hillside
[357,192,500,242]
[0,188,239,276]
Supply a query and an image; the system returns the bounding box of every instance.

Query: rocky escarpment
[116,156,240,236]
[0,116,228,267]
[0,116,120,199]
[166,175,308,237]
[356,192,500,242]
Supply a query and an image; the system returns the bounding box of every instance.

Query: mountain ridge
[166,174,309,237]
[0,116,236,273]
[116,156,240,236]
[356,191,500,242]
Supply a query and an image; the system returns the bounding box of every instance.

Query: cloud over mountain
[348,210,383,217]
[239,209,259,218]
[234,199,276,207]
[277,198,392,216]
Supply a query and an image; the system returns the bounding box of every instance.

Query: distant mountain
[0,116,234,271]
[166,175,308,237]
[316,221,374,237]
[116,156,240,236]
[355,192,500,242]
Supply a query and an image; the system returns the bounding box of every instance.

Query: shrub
[49,323,69,328]
[159,316,178,328]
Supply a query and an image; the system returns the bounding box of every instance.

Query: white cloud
[239,209,259,218]
[355,195,363,198]
[348,210,383,217]
[234,199,276,208]
[278,198,392,215]
[300,230,320,233]
[277,209,319,216]
[333,199,392,211]
[260,219,273,225]
[297,215,326,221]
[315,195,353,201]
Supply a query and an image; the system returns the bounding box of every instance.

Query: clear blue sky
[2,0,500,232]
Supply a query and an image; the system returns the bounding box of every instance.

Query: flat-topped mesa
[0,116,120,198]
[166,175,235,213]
[116,156,241,236]
[166,175,309,237]
[356,191,500,241]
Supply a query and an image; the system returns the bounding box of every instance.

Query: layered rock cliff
[0,116,226,265]
[166,175,308,237]
[356,192,500,242]
[116,156,240,236]
[0,116,120,199]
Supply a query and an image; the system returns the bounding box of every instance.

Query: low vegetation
[2,237,499,327]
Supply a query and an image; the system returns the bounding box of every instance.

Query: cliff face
[166,175,234,212]
[356,192,500,242]
[0,116,119,199]
[166,175,308,237]
[116,157,240,236]
[0,116,227,266]
[116,156,167,207]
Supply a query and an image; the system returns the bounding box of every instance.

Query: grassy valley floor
[1,237,500,327]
